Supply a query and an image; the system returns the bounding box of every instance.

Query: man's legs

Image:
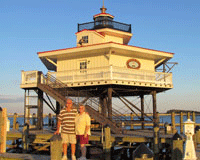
[63,143,68,156]
[71,143,76,156]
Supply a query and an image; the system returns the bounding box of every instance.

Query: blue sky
[0,0,200,113]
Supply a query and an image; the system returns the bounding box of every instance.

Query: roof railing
[78,20,131,33]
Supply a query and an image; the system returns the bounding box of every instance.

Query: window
[80,60,87,73]
[82,36,88,43]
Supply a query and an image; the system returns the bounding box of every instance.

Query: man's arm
[54,120,61,135]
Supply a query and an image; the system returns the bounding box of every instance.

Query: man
[54,99,77,160]
[75,105,91,160]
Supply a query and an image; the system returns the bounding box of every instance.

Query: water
[8,114,200,133]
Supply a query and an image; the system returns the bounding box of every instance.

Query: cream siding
[104,35,123,44]
[57,54,109,72]
[76,31,104,46]
[110,54,154,71]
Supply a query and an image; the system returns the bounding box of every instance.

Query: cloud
[0,95,24,103]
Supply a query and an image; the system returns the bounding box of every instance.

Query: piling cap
[132,143,153,158]
[50,134,62,141]
[172,132,182,140]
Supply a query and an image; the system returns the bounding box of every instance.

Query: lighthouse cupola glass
[77,3,131,33]
[93,3,114,29]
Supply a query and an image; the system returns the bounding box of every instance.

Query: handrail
[43,72,131,124]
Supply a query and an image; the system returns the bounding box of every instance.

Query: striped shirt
[58,107,77,134]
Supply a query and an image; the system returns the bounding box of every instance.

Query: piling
[171,132,183,160]
[171,111,176,134]
[13,113,18,130]
[130,113,134,129]
[48,113,52,127]
[50,134,62,160]
[132,143,153,160]
[192,111,196,122]
[153,125,160,160]
[187,112,190,120]
[180,112,184,134]
[22,123,29,152]
[0,108,7,153]
[32,113,37,125]
[103,127,111,160]
[195,126,200,145]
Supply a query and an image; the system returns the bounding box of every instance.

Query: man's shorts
[61,133,76,144]
[76,135,89,144]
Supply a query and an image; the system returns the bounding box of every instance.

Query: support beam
[107,88,112,120]
[37,89,43,130]
[140,94,145,129]
[56,101,61,115]
[100,95,107,117]
[152,91,158,126]
[113,89,152,121]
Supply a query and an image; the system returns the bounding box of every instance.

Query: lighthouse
[20,3,175,130]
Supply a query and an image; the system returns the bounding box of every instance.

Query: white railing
[21,70,46,85]
[48,65,172,85]
[21,66,172,86]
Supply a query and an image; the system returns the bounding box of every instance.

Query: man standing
[75,105,91,160]
[54,99,77,160]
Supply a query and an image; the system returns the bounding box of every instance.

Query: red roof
[37,41,174,55]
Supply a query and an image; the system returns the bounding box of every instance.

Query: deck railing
[21,66,172,86]
[49,65,172,85]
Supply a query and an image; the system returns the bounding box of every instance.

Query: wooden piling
[50,134,62,160]
[171,132,183,160]
[13,113,18,130]
[171,111,176,134]
[16,122,19,130]
[180,112,184,134]
[32,113,37,125]
[140,94,144,130]
[153,126,160,160]
[195,127,200,145]
[22,123,29,152]
[130,113,134,130]
[187,112,190,119]
[192,111,196,122]
[104,127,111,160]
[48,113,52,127]
[0,108,7,153]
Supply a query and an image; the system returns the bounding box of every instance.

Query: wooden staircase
[37,73,122,133]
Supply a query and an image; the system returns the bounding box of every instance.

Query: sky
[0,0,200,114]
